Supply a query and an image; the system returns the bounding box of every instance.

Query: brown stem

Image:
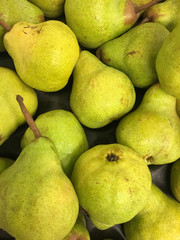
[140,16,151,24]
[16,95,42,139]
[0,19,11,31]
[135,0,163,13]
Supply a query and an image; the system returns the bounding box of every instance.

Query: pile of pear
[0,0,180,240]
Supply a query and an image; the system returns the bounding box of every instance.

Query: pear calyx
[106,153,119,162]
[0,19,11,31]
[16,95,41,139]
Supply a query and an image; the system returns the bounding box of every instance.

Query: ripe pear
[0,0,44,52]
[156,25,180,100]
[170,159,180,202]
[64,0,163,49]
[71,143,152,230]
[70,50,136,129]
[3,20,80,92]
[0,95,79,240]
[28,0,65,18]
[0,157,14,175]
[21,109,89,177]
[0,67,38,146]
[142,0,180,31]
[96,22,169,88]
[116,83,180,165]
[124,184,180,240]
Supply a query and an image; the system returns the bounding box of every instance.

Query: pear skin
[0,157,14,175]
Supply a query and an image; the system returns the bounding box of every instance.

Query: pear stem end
[135,0,163,14]
[0,19,12,32]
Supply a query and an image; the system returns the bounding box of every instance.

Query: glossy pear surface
[116,83,180,165]
[170,159,180,202]
[96,22,169,88]
[71,143,152,230]
[28,0,65,18]
[0,67,38,146]
[21,109,89,177]
[0,137,79,240]
[124,184,180,240]
[156,25,180,99]
[70,50,135,128]
[0,0,44,52]
[4,20,80,92]
[0,157,14,174]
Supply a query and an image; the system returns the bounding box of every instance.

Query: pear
[63,213,90,240]
[21,109,89,177]
[0,95,79,240]
[0,67,38,146]
[170,159,180,202]
[116,83,180,165]
[142,0,180,31]
[156,25,180,100]
[96,22,169,88]
[28,0,65,18]
[0,0,44,52]
[70,50,136,129]
[177,99,180,117]
[3,20,80,92]
[64,0,163,49]
[0,157,14,175]
[71,143,152,230]
[124,184,180,240]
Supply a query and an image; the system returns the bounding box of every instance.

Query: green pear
[0,95,79,240]
[28,0,65,18]
[3,20,80,92]
[0,67,38,146]
[96,22,169,88]
[177,99,180,117]
[0,157,14,175]
[70,50,136,129]
[21,109,89,177]
[0,0,44,52]
[63,213,90,240]
[170,159,180,202]
[156,25,180,100]
[142,0,180,31]
[64,0,163,49]
[124,184,180,240]
[116,83,180,165]
[71,143,152,230]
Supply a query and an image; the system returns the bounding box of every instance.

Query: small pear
[0,0,44,52]
[71,143,152,230]
[124,184,180,240]
[0,157,14,175]
[21,109,89,177]
[0,95,79,240]
[96,22,169,88]
[0,67,38,146]
[3,20,80,92]
[116,83,180,165]
[70,50,136,128]
[156,25,180,100]
[170,159,180,202]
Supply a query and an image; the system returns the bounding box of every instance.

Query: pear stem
[16,95,42,139]
[0,19,11,31]
[135,0,163,13]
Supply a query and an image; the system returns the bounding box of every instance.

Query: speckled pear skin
[156,25,180,100]
[3,20,80,92]
[116,83,180,165]
[143,0,180,31]
[0,0,44,52]
[64,0,141,49]
[124,184,180,240]
[0,157,14,175]
[0,67,38,146]
[170,159,180,202]
[21,110,89,177]
[28,0,65,18]
[71,144,152,230]
[70,50,136,129]
[0,137,79,240]
[96,22,170,88]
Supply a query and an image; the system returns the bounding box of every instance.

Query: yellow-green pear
[70,50,136,128]
[0,67,38,146]
[170,159,180,202]
[116,83,180,165]
[0,157,14,175]
[3,20,80,92]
